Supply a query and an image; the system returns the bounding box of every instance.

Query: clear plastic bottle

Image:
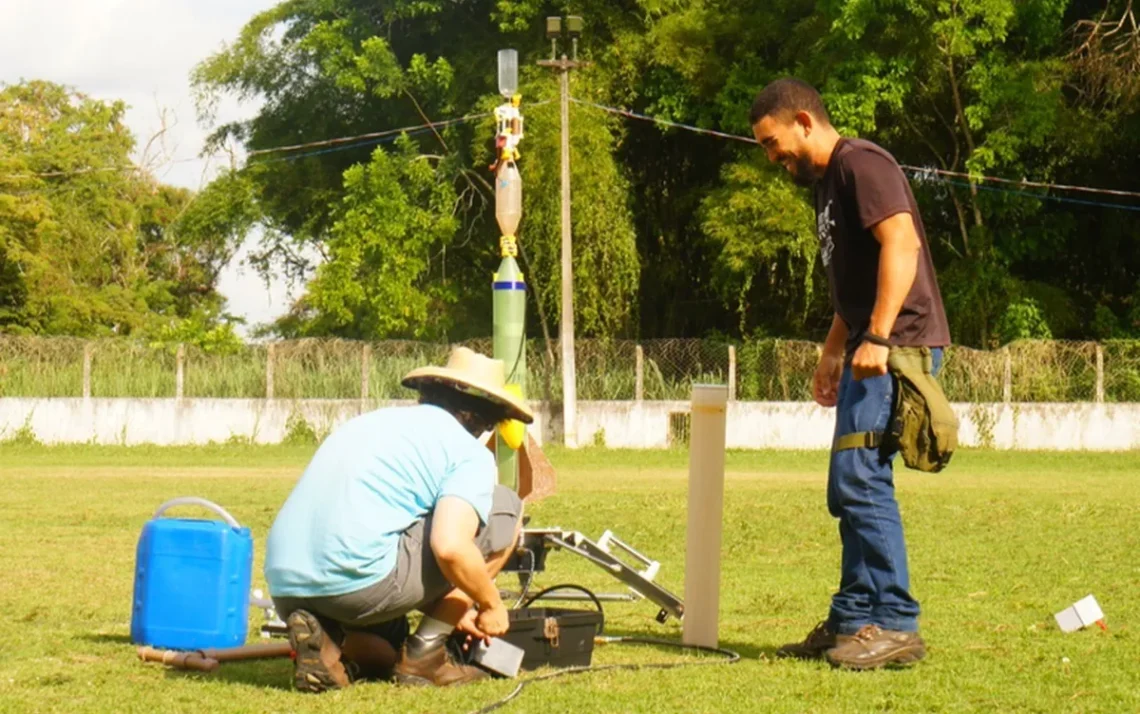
[495,161,522,237]
[498,49,518,99]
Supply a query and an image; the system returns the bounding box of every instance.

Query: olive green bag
[834,346,959,473]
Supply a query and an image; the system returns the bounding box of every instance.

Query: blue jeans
[825,348,942,634]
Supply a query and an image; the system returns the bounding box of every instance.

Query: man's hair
[749,78,831,127]
[416,382,512,428]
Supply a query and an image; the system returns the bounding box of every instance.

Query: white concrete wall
[1,398,1138,450]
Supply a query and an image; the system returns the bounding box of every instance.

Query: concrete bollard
[683,383,728,649]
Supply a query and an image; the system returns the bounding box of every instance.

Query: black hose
[518,583,606,636]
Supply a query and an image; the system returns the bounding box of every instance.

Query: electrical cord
[466,636,741,714]
[510,548,536,609]
[466,585,740,714]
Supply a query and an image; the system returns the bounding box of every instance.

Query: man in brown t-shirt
[750,78,951,670]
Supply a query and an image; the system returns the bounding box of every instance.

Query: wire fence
[1,336,1139,403]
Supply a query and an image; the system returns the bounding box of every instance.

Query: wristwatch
[863,332,892,348]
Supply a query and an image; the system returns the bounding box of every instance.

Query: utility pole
[538,15,588,448]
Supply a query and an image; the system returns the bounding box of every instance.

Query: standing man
[264,347,533,691]
[749,78,951,669]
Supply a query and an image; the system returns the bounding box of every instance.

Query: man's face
[752,112,816,187]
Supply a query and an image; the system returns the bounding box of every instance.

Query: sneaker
[287,609,353,693]
[394,634,490,687]
[824,624,926,670]
[776,620,851,660]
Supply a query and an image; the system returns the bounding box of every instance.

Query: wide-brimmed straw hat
[402,347,534,424]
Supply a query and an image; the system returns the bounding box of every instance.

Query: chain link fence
[2,336,1140,403]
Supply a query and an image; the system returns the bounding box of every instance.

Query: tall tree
[0,81,241,338]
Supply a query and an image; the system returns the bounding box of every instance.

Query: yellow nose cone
[498,418,526,450]
[497,383,527,450]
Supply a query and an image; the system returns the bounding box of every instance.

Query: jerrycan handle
[153,497,242,530]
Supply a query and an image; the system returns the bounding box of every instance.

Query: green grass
[1,446,1139,713]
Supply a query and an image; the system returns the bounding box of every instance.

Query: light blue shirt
[264,404,496,598]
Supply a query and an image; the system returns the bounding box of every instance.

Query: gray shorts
[273,485,522,629]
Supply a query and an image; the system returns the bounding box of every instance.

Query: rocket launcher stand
[504,527,685,624]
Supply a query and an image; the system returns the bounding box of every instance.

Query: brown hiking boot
[394,635,489,687]
[341,630,399,681]
[825,624,926,670]
[776,620,851,660]
[287,609,352,693]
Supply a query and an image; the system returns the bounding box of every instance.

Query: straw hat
[402,347,534,424]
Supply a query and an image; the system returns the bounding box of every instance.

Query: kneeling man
[264,347,533,691]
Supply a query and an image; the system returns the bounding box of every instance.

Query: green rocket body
[493,159,526,490]
[493,255,526,489]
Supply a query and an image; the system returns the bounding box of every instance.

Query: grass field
[1,444,1138,713]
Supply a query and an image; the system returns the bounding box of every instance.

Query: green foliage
[282,411,320,446]
[700,161,817,334]
[287,136,461,340]
[997,297,1053,343]
[180,0,1140,347]
[0,81,237,338]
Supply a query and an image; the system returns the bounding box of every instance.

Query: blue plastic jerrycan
[130,497,254,650]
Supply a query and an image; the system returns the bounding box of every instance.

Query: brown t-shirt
[814,138,951,355]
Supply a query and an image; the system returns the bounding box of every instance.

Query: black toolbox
[453,606,602,671]
[504,607,602,670]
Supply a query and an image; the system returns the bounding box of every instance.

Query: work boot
[825,624,926,670]
[287,609,353,693]
[341,630,400,681]
[394,634,489,687]
[776,620,851,660]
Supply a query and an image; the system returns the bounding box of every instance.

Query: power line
[245,100,554,158]
[919,175,1140,213]
[570,97,759,145]
[244,112,493,157]
[2,103,558,180]
[570,97,1140,205]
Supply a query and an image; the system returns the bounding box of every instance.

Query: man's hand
[813,353,843,407]
[851,340,889,381]
[475,602,510,638]
[456,607,490,650]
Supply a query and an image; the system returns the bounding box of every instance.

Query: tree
[193,0,641,339]
[277,135,461,340]
[188,0,1140,346]
[0,80,242,337]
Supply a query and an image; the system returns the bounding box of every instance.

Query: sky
[1,0,304,336]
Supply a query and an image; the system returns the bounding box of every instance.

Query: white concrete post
[1095,344,1105,403]
[266,343,275,400]
[82,342,93,399]
[175,344,185,400]
[361,343,371,402]
[727,345,736,401]
[1002,347,1012,404]
[683,383,728,649]
[635,344,644,402]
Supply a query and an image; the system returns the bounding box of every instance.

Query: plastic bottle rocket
[491,66,527,490]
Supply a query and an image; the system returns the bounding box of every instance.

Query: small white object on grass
[1054,594,1106,633]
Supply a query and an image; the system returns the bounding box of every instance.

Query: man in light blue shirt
[265,347,534,691]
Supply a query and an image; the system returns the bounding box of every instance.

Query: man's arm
[850,211,920,380]
[814,313,849,407]
[429,496,503,612]
[868,211,921,339]
[822,312,849,359]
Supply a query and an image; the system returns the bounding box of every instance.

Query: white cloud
[1,0,302,337]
